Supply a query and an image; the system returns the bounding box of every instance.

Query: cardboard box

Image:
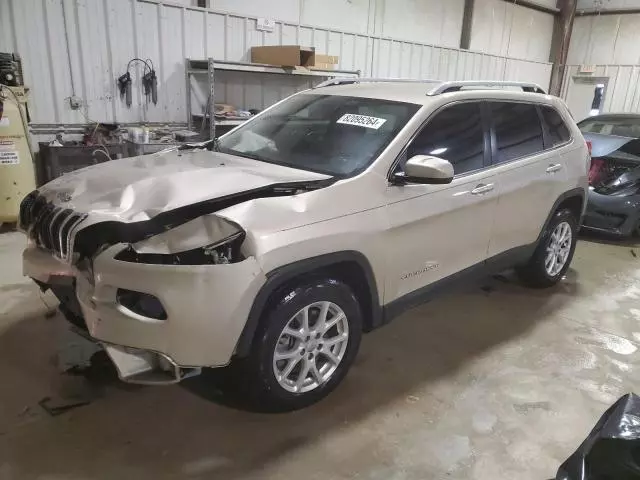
[313,63,336,70]
[314,54,339,65]
[251,45,316,67]
[311,54,339,70]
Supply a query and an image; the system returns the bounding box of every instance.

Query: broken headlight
[114,216,246,265]
[115,231,245,265]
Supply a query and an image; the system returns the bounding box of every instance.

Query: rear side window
[490,102,544,164]
[541,106,571,146]
[407,102,485,175]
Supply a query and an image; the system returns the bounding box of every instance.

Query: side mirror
[393,155,454,185]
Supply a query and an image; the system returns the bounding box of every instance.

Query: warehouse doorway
[565,76,609,122]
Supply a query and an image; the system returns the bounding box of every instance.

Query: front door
[384,101,498,303]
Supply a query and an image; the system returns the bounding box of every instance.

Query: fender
[234,251,382,358]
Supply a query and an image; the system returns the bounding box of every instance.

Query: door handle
[546,163,562,173]
[471,183,494,195]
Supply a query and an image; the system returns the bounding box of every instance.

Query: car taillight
[585,141,593,175]
[589,157,604,185]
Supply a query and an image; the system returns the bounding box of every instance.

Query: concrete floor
[0,231,639,479]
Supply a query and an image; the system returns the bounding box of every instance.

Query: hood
[38,149,331,223]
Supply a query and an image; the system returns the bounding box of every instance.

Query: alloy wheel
[272,301,349,393]
[545,221,572,276]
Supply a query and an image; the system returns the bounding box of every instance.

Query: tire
[241,278,363,412]
[517,208,578,288]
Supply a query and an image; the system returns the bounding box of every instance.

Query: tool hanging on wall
[117,58,158,108]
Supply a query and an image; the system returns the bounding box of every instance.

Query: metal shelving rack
[186,58,360,139]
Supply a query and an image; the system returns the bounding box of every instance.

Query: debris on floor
[480,284,495,294]
[37,352,122,417]
[38,395,92,417]
[56,326,102,372]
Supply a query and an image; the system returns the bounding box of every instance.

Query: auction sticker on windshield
[337,113,387,130]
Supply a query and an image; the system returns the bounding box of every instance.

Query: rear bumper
[582,190,640,236]
[23,243,266,373]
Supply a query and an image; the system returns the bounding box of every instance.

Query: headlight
[114,216,245,265]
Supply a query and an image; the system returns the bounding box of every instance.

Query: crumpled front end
[17,149,339,382]
[19,189,269,382]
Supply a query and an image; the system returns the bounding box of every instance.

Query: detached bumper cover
[582,190,640,236]
[23,244,266,368]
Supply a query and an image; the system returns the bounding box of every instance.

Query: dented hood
[38,149,331,222]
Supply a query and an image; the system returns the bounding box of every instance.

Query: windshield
[578,117,640,137]
[217,94,420,177]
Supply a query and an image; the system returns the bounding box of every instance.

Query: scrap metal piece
[38,396,91,417]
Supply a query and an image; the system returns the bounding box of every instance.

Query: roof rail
[314,77,439,89]
[427,80,546,95]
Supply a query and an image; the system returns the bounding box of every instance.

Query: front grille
[19,190,86,259]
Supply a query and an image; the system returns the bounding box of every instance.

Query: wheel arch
[537,187,585,244]
[234,251,382,358]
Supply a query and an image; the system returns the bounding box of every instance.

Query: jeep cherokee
[19,80,589,411]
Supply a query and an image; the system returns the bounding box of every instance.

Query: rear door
[486,101,567,257]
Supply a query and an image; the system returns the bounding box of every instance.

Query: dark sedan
[580,114,640,237]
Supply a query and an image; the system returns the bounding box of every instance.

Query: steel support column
[460,0,475,50]
[549,0,577,96]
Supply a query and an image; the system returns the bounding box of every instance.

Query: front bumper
[582,190,640,237]
[23,244,266,379]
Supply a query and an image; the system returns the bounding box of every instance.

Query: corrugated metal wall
[0,0,552,127]
[470,0,554,63]
[561,65,640,114]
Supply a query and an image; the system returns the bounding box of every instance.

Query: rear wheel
[242,278,362,412]
[517,208,578,288]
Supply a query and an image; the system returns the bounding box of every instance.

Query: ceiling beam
[576,8,640,16]
[499,0,560,15]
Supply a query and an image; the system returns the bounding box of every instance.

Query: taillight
[589,157,604,185]
[586,141,593,175]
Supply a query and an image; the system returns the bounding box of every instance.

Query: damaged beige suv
[20,80,588,411]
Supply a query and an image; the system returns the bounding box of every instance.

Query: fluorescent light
[430,147,447,155]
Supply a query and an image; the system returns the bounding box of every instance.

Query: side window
[406,102,485,176]
[541,106,571,146]
[490,102,544,164]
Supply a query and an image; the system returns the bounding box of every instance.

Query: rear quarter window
[541,106,571,146]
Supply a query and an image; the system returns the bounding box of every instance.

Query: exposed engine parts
[114,231,245,266]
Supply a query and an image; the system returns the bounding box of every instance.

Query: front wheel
[517,208,578,288]
[243,278,363,412]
